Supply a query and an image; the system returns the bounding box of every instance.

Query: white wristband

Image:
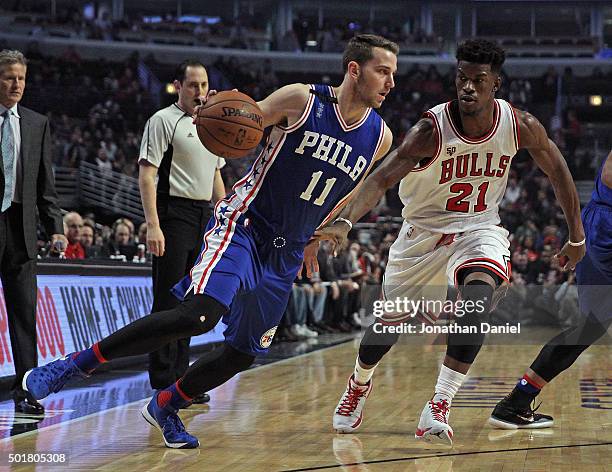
[333,218,353,230]
[568,238,585,247]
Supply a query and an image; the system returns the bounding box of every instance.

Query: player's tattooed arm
[313,118,436,249]
[257,84,311,129]
[337,117,436,224]
[517,109,585,269]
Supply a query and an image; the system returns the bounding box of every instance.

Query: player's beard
[357,74,377,108]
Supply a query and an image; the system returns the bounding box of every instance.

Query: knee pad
[458,279,494,317]
[358,321,400,366]
[446,343,482,364]
[178,294,228,336]
[446,280,495,364]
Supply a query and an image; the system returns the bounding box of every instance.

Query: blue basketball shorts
[576,202,612,322]
[172,197,304,356]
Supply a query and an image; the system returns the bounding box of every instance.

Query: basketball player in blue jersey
[489,149,612,429]
[313,39,586,445]
[21,34,397,449]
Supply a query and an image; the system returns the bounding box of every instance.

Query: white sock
[433,365,466,405]
[353,357,377,385]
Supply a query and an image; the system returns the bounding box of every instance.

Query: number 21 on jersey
[446,181,489,213]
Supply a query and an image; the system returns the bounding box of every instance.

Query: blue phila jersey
[590,159,612,208]
[231,84,385,243]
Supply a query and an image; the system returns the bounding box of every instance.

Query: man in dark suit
[0,49,67,414]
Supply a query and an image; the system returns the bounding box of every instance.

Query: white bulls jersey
[400,99,520,233]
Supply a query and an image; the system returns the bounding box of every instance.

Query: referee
[138,60,225,403]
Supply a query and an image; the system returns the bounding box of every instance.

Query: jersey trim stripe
[316,121,385,229]
[328,86,372,132]
[510,105,521,151]
[193,134,285,292]
[235,132,286,210]
[190,194,238,293]
[277,85,316,133]
[444,100,501,144]
[452,256,511,286]
[412,111,442,173]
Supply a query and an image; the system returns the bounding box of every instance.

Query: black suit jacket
[9,105,63,258]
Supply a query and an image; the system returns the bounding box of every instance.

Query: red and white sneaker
[415,398,453,445]
[332,375,372,433]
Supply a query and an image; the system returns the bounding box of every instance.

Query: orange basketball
[195,91,264,159]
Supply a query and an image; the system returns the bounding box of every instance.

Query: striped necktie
[1,110,15,212]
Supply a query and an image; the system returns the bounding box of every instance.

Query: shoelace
[503,394,541,419]
[429,400,450,423]
[163,414,187,435]
[336,383,367,416]
[520,400,542,419]
[45,358,79,392]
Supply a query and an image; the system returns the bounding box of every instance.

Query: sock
[353,357,377,385]
[157,381,192,412]
[72,342,107,373]
[433,365,466,405]
[510,374,542,408]
[516,374,542,395]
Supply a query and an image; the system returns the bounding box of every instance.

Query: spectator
[81,218,105,258]
[63,211,85,259]
[104,221,137,260]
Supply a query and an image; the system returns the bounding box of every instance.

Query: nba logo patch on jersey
[406,224,415,238]
[260,326,278,348]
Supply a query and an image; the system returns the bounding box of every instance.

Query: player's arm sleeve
[138,114,168,167]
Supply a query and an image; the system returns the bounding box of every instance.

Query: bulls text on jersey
[439,152,511,184]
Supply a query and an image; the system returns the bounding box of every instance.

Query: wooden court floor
[2,338,611,471]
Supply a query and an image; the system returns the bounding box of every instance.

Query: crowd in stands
[11,43,608,340]
[6,4,438,52]
[41,210,147,263]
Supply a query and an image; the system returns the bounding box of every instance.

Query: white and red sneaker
[415,398,453,445]
[332,375,372,433]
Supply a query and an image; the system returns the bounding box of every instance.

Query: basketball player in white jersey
[310,39,586,445]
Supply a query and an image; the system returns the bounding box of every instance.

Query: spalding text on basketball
[222,107,263,128]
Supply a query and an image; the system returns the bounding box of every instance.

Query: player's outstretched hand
[313,222,350,257]
[147,224,165,257]
[555,241,586,271]
[299,239,320,279]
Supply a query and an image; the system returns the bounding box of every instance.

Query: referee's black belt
[164,195,213,208]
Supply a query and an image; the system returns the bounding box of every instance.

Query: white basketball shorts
[381,221,511,324]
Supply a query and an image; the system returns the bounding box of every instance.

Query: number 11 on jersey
[300,171,337,206]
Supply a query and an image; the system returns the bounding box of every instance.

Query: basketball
[195,91,264,159]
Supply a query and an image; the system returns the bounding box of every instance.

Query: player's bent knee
[459,279,495,315]
[179,294,228,336]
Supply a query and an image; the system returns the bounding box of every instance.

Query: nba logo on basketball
[446,146,456,156]
[260,326,278,348]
